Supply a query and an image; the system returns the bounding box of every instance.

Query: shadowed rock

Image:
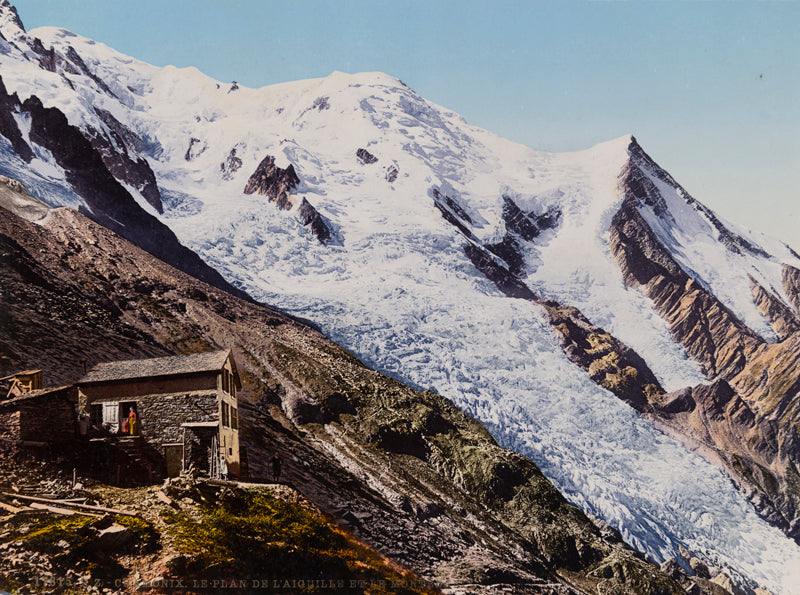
[298,197,330,244]
[243,155,300,210]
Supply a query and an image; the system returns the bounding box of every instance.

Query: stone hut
[0,384,78,446]
[77,350,242,480]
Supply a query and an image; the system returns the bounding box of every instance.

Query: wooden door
[164,444,183,478]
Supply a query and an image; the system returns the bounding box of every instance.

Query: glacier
[2,18,800,593]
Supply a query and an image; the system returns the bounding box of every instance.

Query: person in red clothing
[127,407,138,436]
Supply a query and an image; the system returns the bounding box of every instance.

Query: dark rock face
[749,275,800,340]
[0,0,25,31]
[463,243,536,301]
[356,148,378,164]
[0,86,248,303]
[243,155,300,210]
[609,142,800,544]
[501,195,541,241]
[184,137,206,161]
[433,189,562,287]
[485,234,526,277]
[385,164,399,183]
[432,188,474,233]
[220,147,242,181]
[93,107,147,154]
[298,197,330,244]
[62,46,117,98]
[85,109,163,213]
[30,37,57,73]
[0,77,34,162]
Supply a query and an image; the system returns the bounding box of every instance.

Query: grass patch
[163,489,436,593]
[585,332,613,355]
[588,351,620,377]
[11,514,97,555]
[5,512,159,581]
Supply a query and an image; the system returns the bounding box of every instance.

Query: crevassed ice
[171,199,800,594]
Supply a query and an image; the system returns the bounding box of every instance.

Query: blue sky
[13,0,800,250]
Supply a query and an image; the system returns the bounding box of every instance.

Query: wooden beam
[0,499,26,514]
[29,502,81,516]
[1,492,137,517]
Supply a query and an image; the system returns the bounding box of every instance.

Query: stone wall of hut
[136,391,218,446]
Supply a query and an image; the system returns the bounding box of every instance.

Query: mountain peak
[0,0,25,37]
[318,70,409,92]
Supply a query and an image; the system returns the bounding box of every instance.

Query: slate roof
[78,350,232,385]
[0,385,75,409]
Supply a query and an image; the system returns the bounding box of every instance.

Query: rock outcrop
[220,147,242,181]
[243,155,299,210]
[0,77,34,163]
[783,264,800,315]
[297,197,331,244]
[356,147,378,164]
[609,198,762,380]
[0,85,249,303]
[85,111,163,213]
[749,275,800,341]
[385,164,399,183]
[608,141,800,543]
[543,301,663,410]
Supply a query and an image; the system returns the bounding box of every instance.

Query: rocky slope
[0,457,439,595]
[0,66,246,302]
[0,182,724,593]
[608,145,800,544]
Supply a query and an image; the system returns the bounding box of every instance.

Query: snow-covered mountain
[2,3,800,592]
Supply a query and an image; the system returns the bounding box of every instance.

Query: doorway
[119,401,138,435]
[164,443,184,477]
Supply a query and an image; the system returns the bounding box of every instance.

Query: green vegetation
[112,514,159,554]
[4,512,159,582]
[586,332,613,355]
[601,365,638,391]
[588,351,620,377]
[163,488,437,594]
[10,513,96,555]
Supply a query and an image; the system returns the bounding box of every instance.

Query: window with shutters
[222,402,230,428]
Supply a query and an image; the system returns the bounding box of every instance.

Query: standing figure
[271,454,282,482]
[128,407,138,436]
[220,456,229,481]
